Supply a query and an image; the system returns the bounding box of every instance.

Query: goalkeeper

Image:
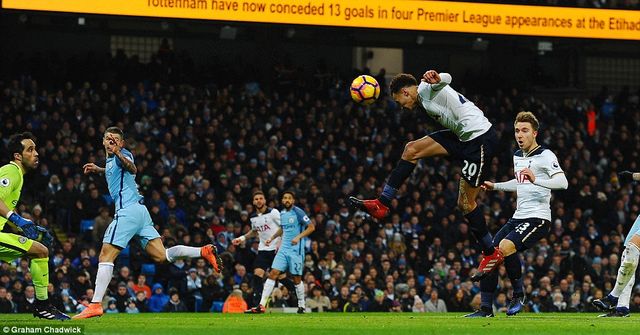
[0,132,69,320]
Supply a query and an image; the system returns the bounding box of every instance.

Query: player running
[0,132,69,320]
[248,191,315,314]
[465,112,567,317]
[350,70,500,261]
[232,191,283,309]
[73,127,222,319]
[592,170,640,317]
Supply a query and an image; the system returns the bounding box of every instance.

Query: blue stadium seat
[141,263,156,285]
[141,263,156,276]
[210,301,224,313]
[80,219,95,232]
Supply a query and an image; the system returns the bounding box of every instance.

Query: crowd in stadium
[1,44,640,315]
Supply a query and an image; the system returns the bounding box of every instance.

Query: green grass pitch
[0,313,634,335]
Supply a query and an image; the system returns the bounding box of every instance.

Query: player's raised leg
[145,237,223,273]
[350,134,447,219]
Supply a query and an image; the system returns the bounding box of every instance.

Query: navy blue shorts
[253,250,276,271]
[429,127,498,188]
[493,217,551,251]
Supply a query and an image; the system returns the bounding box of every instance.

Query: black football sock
[465,206,494,255]
[252,274,265,308]
[480,270,499,310]
[379,159,416,207]
[505,253,524,296]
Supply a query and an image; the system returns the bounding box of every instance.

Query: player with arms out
[248,191,315,314]
[350,70,501,262]
[592,170,640,317]
[232,191,283,310]
[465,112,568,317]
[0,132,69,320]
[73,127,222,319]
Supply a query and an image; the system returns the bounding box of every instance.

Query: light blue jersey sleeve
[293,206,311,228]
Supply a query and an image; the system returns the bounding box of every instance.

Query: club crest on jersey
[289,218,294,224]
[515,170,530,183]
[0,178,10,187]
[18,236,27,244]
[553,162,559,169]
[254,225,271,232]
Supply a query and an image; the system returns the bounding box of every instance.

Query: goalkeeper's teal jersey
[0,162,24,231]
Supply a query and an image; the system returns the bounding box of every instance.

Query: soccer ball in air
[350,75,380,105]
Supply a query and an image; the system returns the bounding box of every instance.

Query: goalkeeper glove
[7,211,38,240]
[37,226,53,248]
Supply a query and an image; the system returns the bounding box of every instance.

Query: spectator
[163,290,188,312]
[306,286,330,312]
[222,289,248,313]
[133,274,152,299]
[105,299,119,314]
[148,283,169,313]
[412,295,425,312]
[134,291,149,313]
[0,287,15,313]
[343,292,362,312]
[125,298,140,313]
[425,291,447,312]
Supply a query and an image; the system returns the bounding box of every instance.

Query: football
[350,75,381,105]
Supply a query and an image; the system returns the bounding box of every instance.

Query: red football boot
[349,196,389,219]
[471,247,505,282]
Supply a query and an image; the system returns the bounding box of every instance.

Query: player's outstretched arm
[292,223,316,246]
[83,163,105,175]
[422,70,452,91]
[232,229,257,245]
[491,179,518,192]
[530,172,568,190]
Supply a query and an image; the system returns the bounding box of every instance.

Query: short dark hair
[7,132,36,161]
[105,126,124,139]
[252,190,265,199]
[281,190,296,199]
[389,74,418,94]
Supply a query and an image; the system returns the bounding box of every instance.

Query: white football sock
[259,279,276,307]
[295,282,306,309]
[165,245,201,262]
[618,276,634,309]
[91,262,114,304]
[612,243,640,297]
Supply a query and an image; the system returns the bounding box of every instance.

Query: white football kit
[250,207,281,251]
[511,147,564,221]
[417,73,492,142]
